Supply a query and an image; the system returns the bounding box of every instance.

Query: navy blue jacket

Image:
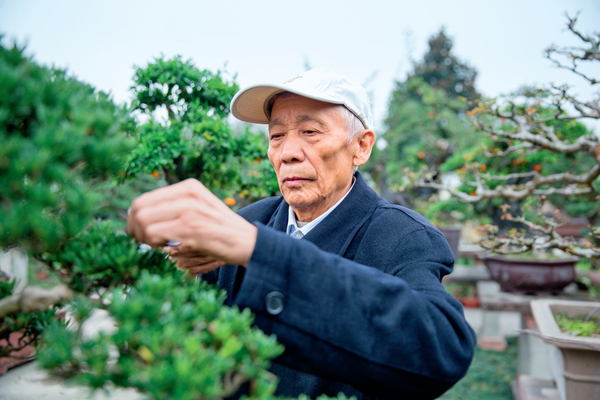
[203,172,476,399]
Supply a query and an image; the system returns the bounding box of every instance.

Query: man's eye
[270,133,283,140]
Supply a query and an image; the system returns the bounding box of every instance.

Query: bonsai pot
[530,299,600,400]
[481,254,578,295]
[438,227,461,260]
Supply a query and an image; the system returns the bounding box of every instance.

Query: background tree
[410,28,479,102]
[370,29,481,226]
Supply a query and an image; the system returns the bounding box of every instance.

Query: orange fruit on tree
[151,170,159,179]
[533,164,542,172]
[224,197,237,206]
[427,112,435,119]
[479,165,487,172]
[417,151,426,159]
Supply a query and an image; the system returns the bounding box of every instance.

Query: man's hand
[127,179,257,267]
[165,247,226,275]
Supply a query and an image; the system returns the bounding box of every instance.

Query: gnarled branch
[0,285,72,318]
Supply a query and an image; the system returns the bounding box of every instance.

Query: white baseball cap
[230,69,373,129]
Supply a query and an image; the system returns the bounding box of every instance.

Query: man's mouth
[283,176,312,187]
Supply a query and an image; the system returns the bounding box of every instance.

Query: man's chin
[282,192,317,209]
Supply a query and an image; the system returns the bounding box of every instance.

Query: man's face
[268,93,358,221]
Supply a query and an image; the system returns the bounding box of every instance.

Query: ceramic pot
[531,299,600,400]
[482,255,578,295]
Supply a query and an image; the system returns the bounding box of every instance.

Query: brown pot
[531,299,600,400]
[482,255,578,295]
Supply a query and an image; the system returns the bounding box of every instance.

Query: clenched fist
[127,179,257,268]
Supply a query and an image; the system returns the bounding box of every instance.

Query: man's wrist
[236,222,258,268]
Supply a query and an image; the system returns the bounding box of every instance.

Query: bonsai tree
[126,55,279,203]
[415,14,600,263]
[0,38,134,355]
[0,42,349,399]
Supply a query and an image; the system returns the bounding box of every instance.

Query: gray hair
[267,92,366,144]
[338,105,366,144]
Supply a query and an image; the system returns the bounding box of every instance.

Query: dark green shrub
[0,42,133,254]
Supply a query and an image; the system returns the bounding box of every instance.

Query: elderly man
[127,69,476,399]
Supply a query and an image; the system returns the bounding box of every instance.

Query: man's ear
[352,129,376,167]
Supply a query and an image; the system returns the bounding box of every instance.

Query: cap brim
[231,84,345,125]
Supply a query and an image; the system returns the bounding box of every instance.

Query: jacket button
[265,291,284,315]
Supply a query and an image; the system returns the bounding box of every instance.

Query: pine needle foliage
[0,40,134,254]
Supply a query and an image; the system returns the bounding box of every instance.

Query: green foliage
[0,41,133,254]
[125,111,277,200]
[131,55,238,120]
[126,55,279,200]
[0,279,15,299]
[43,220,176,295]
[39,271,286,399]
[384,77,479,180]
[421,198,478,227]
[440,337,518,400]
[554,313,600,337]
[95,173,161,227]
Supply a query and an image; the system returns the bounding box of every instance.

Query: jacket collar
[268,171,380,256]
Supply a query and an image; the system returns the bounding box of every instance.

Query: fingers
[138,219,187,248]
[165,247,208,258]
[186,261,225,275]
[127,177,257,266]
[171,255,226,275]
[127,179,207,240]
[127,179,230,247]
[131,197,199,243]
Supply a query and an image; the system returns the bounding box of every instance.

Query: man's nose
[280,134,305,164]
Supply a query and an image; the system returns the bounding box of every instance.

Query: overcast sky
[1,0,598,133]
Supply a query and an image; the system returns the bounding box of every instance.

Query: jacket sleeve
[232,223,476,399]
